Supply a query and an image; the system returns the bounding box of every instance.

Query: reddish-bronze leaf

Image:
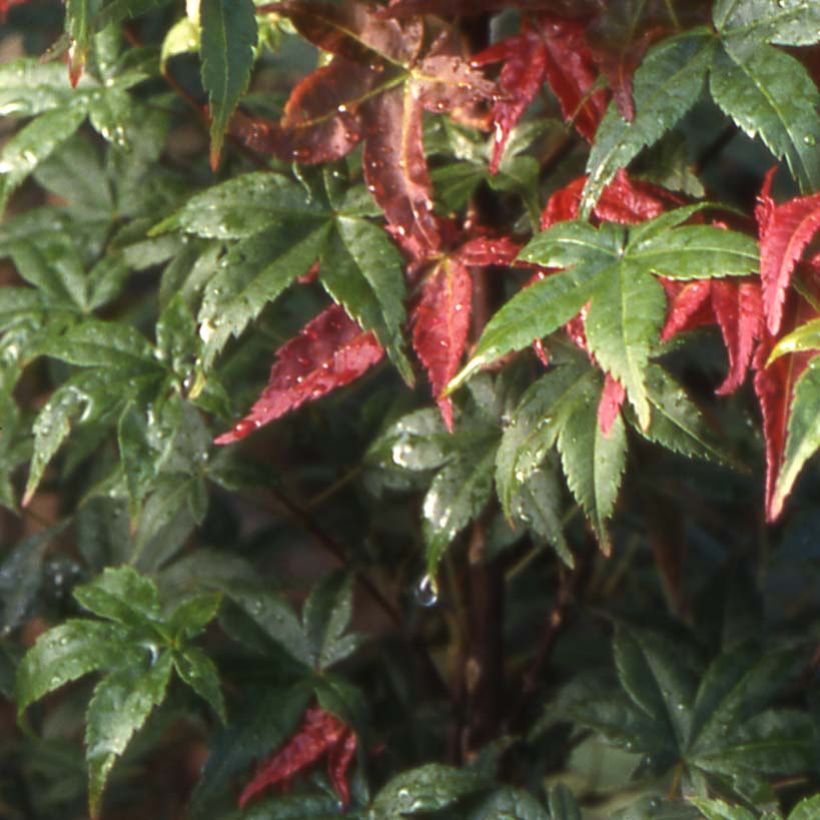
[417,31,496,130]
[362,85,442,263]
[756,174,820,335]
[598,373,626,435]
[229,58,373,164]
[474,14,607,170]
[215,305,384,444]
[238,707,355,808]
[541,170,682,229]
[660,279,714,341]
[412,259,472,430]
[662,278,764,395]
[537,15,608,141]
[264,0,422,64]
[327,731,357,806]
[472,30,550,173]
[710,280,764,396]
[454,235,521,267]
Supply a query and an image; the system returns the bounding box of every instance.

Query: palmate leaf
[155,171,412,377]
[17,566,224,817]
[495,357,588,516]
[450,211,757,429]
[567,626,815,801]
[199,0,258,170]
[471,13,607,171]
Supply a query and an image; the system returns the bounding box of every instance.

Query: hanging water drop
[415,574,439,607]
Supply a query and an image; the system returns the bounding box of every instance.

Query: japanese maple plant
[2,0,820,817]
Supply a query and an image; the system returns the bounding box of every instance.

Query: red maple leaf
[662,278,764,396]
[215,304,384,444]
[412,259,472,432]
[238,706,357,808]
[472,14,608,171]
[756,167,820,335]
[411,232,520,430]
[540,169,684,229]
[598,373,626,436]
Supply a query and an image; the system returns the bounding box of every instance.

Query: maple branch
[508,552,588,732]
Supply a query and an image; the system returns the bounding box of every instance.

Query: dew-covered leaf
[85,651,173,818]
[0,522,68,634]
[152,172,323,240]
[411,259,472,430]
[224,587,309,666]
[0,107,87,213]
[198,220,330,368]
[215,304,384,444]
[713,0,820,49]
[321,217,412,383]
[15,619,131,715]
[371,763,486,817]
[73,565,161,628]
